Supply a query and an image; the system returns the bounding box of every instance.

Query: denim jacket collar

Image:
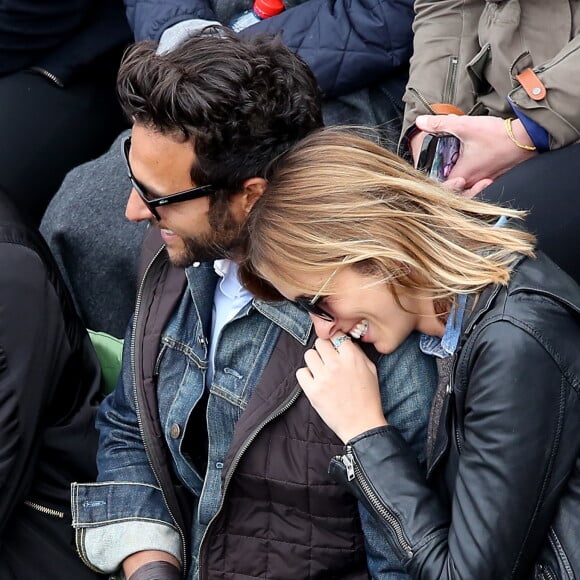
[185,261,312,346]
[253,299,312,345]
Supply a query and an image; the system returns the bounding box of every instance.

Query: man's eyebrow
[133,174,167,200]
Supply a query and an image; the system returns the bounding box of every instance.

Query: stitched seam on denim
[209,384,247,409]
[75,481,162,490]
[161,335,206,367]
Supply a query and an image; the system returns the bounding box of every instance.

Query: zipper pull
[341,448,356,481]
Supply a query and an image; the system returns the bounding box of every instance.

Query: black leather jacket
[331,252,580,579]
[0,194,103,577]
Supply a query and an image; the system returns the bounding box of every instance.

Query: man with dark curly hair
[71,28,436,580]
[42,0,414,339]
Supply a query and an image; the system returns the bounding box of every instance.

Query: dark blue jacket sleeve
[125,0,216,41]
[241,0,415,98]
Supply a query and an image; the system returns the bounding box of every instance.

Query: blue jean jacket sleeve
[71,324,181,573]
[359,331,436,579]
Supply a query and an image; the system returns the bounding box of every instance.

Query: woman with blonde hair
[241,129,580,579]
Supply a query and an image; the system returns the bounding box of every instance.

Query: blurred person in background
[0,192,103,579]
[0,0,131,226]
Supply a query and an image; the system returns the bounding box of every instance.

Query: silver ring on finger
[331,334,352,352]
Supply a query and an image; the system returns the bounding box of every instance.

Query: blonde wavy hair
[242,128,535,304]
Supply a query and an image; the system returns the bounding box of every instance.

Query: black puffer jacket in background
[332,252,580,579]
[0,0,131,84]
[125,0,414,98]
[0,194,103,578]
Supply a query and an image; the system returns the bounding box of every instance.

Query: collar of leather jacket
[464,251,580,336]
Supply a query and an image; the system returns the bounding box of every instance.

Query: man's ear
[239,177,267,216]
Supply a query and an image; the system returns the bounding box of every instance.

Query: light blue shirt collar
[419,293,467,359]
[419,215,507,358]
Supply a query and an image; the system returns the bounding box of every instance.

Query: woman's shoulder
[506,252,580,314]
[467,252,580,386]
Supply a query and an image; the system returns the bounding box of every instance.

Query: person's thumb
[468,178,494,198]
[442,176,466,193]
[416,114,457,134]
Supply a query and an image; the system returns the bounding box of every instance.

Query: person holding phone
[416,134,460,182]
[241,128,580,579]
[401,0,580,284]
[402,0,580,194]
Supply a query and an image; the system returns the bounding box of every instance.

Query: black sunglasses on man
[122,136,216,220]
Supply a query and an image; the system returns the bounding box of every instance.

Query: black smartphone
[416,133,461,182]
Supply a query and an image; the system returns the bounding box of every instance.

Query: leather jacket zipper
[197,385,302,579]
[337,446,413,559]
[445,375,463,453]
[131,247,188,577]
[536,563,557,580]
[445,354,463,454]
[24,499,64,519]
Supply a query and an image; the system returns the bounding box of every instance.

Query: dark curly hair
[117,26,323,194]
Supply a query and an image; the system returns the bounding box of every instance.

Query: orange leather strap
[515,68,546,101]
[430,103,465,116]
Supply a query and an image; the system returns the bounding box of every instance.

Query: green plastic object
[88,330,124,395]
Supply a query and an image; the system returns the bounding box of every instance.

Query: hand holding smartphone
[417,133,461,182]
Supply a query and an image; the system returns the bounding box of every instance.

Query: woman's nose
[310,315,338,339]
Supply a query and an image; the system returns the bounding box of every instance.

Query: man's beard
[165,199,246,267]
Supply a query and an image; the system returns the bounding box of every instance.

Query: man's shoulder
[373,332,437,397]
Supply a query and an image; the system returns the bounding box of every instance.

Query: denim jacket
[72,241,437,578]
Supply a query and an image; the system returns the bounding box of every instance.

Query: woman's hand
[296,334,388,443]
[413,114,537,196]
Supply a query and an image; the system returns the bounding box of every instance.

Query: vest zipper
[337,446,413,559]
[131,247,188,577]
[196,385,302,579]
[24,499,65,519]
